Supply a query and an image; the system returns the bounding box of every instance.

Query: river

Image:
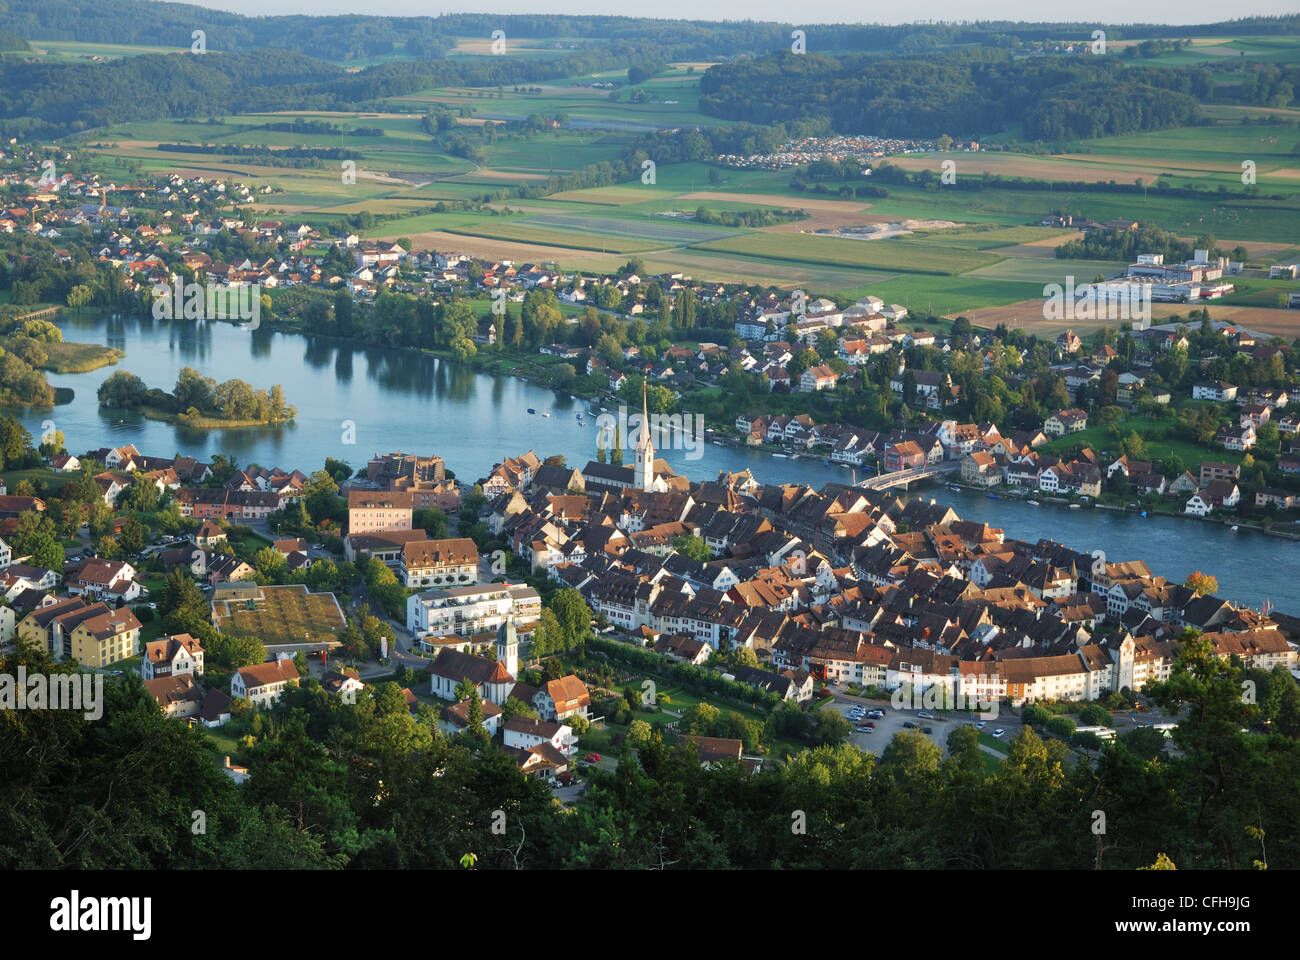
[12,313,1297,611]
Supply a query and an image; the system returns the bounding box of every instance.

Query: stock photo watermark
[890,679,1000,720]
[152,279,261,330]
[595,405,705,461]
[1042,277,1152,324]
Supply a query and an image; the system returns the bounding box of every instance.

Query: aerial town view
[0,0,1296,932]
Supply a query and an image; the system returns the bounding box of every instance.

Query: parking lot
[831,696,1020,757]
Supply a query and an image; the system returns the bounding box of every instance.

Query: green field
[442,221,664,254]
[52,39,1300,316]
[694,233,1005,275]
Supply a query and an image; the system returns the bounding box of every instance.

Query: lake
[12,312,1297,611]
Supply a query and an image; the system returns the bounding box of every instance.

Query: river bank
[16,311,1294,608]
[40,342,125,374]
[947,477,1300,540]
[136,405,297,430]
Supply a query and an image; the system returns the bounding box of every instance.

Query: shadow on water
[334,346,354,384]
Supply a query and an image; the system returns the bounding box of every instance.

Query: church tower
[496,616,519,678]
[635,381,656,492]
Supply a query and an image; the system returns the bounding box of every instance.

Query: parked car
[917,711,935,720]
[583,753,601,763]
[993,728,1005,737]
[922,726,933,734]
[976,721,987,730]
[855,725,873,733]
[903,721,916,729]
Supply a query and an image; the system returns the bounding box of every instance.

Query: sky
[203,0,1297,28]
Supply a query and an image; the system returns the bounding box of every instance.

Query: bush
[1046,716,1077,740]
[1079,703,1112,726]
[1021,704,1052,728]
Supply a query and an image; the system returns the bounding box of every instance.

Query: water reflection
[334,346,354,383]
[8,311,1293,608]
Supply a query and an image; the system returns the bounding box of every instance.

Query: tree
[1045,715,1076,740]
[1184,571,1219,597]
[501,696,539,722]
[671,534,711,563]
[549,588,593,655]
[1079,703,1111,726]
[627,719,653,749]
[18,531,63,570]
[119,516,146,554]
[1020,704,1051,728]
[726,645,759,671]
[66,285,94,312]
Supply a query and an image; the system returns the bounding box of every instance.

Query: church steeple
[496,616,518,678]
[635,380,655,491]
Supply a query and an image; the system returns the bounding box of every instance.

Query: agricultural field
[57,47,1300,321]
[692,232,1005,275]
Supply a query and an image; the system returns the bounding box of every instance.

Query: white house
[141,633,205,680]
[230,658,300,709]
[532,675,591,722]
[503,716,578,756]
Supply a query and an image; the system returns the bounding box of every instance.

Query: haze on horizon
[201,0,1297,29]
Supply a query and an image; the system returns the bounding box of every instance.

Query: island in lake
[0,311,123,404]
[97,366,297,428]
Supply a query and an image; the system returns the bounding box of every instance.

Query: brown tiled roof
[428,648,513,686]
[145,633,203,663]
[403,537,478,567]
[680,735,743,763]
[504,716,564,739]
[76,607,141,641]
[543,675,590,711]
[200,688,232,722]
[237,658,300,689]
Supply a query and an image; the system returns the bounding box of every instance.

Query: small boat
[575,412,583,419]
[542,411,551,418]
[948,484,961,492]
[986,493,1000,500]
[1027,500,1040,506]
[526,408,535,414]
[599,407,608,412]
[1140,511,1148,518]
[1231,524,1239,531]
[823,459,830,466]
[1069,503,1081,509]
[772,453,788,459]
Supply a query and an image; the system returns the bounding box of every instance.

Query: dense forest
[697,53,1212,140]
[1,6,1295,142]
[3,2,1298,61]
[2,634,1298,869]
